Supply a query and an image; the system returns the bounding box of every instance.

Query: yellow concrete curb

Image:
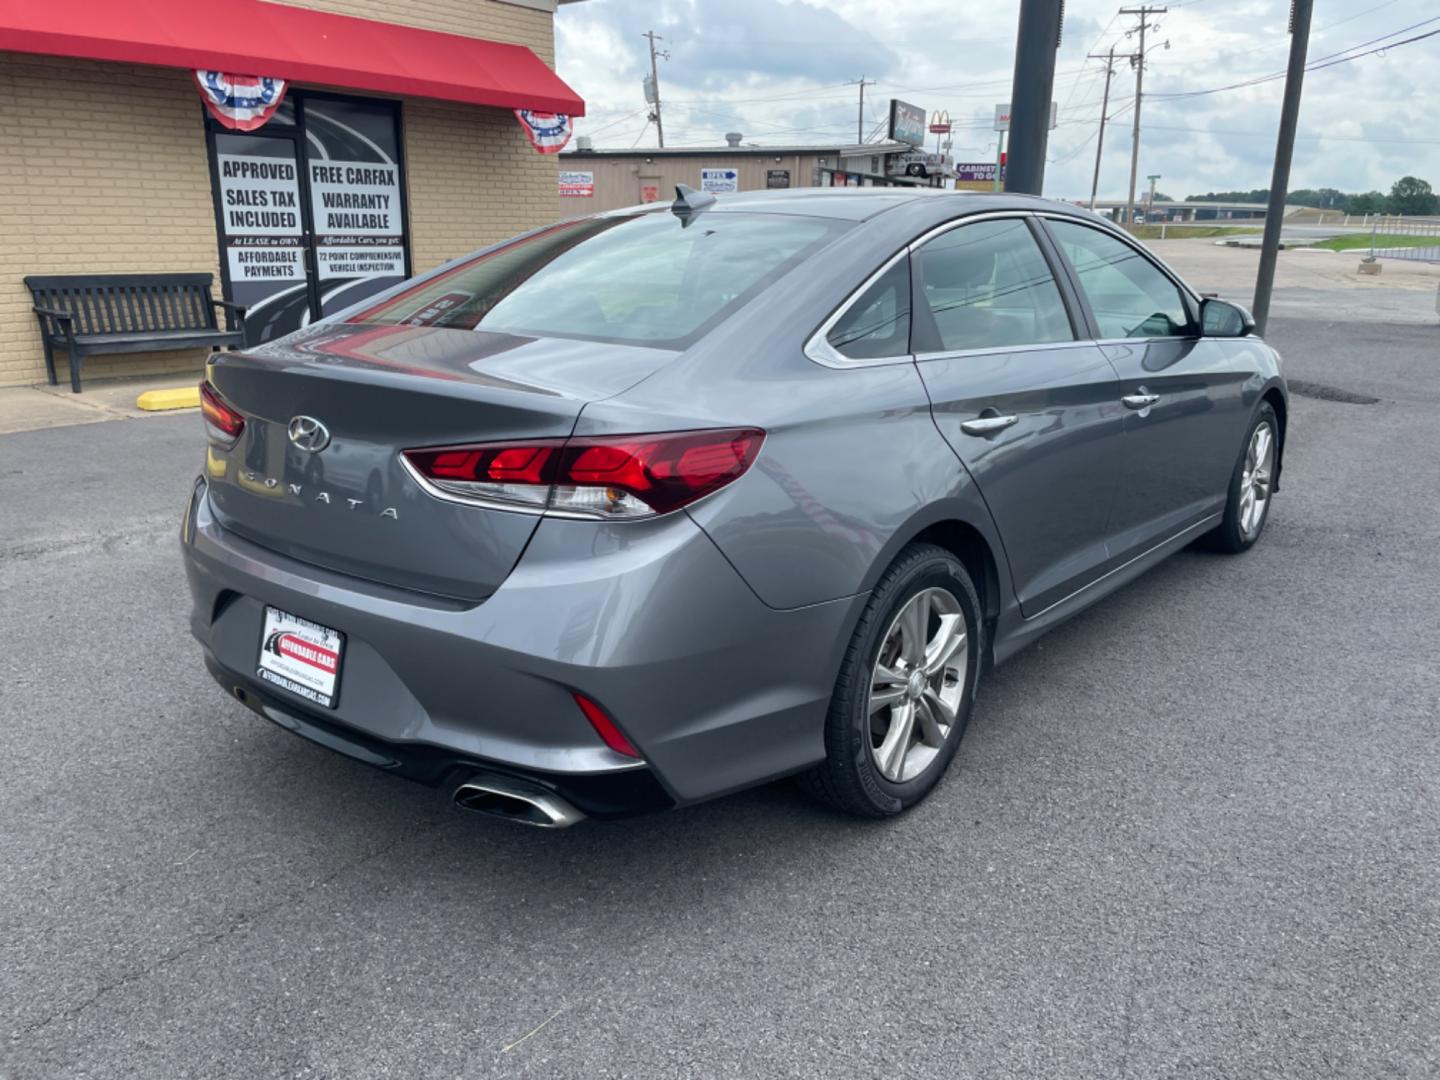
[136,386,201,412]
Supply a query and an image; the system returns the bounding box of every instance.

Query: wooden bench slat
[120,286,141,333]
[142,284,163,330]
[101,286,123,334]
[160,285,180,330]
[111,286,130,333]
[77,287,100,334]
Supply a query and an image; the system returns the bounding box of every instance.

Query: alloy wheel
[1239,421,1275,540]
[869,587,968,783]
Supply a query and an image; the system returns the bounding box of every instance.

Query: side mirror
[1200,297,1256,338]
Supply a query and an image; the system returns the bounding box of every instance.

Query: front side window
[1047,220,1193,339]
[913,218,1074,353]
[355,211,845,348]
[825,258,911,360]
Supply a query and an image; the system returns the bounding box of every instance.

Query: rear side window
[354,212,845,348]
[913,218,1074,352]
[1046,220,1192,339]
[825,258,911,360]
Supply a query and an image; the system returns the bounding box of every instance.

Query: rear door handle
[960,413,1019,436]
[1122,392,1160,409]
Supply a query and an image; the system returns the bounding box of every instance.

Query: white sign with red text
[257,607,344,708]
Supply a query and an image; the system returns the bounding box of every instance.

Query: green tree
[1288,187,1346,209]
[1347,191,1386,215]
[1385,176,1439,216]
[1185,189,1267,203]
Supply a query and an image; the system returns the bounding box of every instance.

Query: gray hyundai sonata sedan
[182,187,1286,826]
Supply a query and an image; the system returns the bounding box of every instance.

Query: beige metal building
[0,0,586,388]
[558,140,925,213]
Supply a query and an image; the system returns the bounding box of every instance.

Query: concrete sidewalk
[0,371,200,435]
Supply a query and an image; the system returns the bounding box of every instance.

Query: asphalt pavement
[2,248,1438,1078]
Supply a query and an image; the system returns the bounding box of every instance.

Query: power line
[1119,5,1168,227]
[1150,16,1440,99]
[642,30,670,147]
[1086,44,1124,209]
[1141,123,1440,146]
[848,77,874,144]
[664,68,1093,109]
[1148,0,1411,71]
[579,107,650,138]
[1060,11,1120,115]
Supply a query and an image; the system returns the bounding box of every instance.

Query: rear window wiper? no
[672,184,716,228]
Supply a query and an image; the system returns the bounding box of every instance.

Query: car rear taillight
[199,380,245,446]
[573,692,640,758]
[402,428,764,519]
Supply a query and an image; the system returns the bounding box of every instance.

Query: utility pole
[1088,44,1119,210]
[849,77,873,144]
[1004,0,1064,195]
[1252,0,1314,335]
[642,31,669,148]
[1147,173,1161,214]
[1120,6,1167,228]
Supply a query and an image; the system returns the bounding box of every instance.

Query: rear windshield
[354,211,847,348]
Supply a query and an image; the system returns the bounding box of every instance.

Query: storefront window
[303,98,406,317]
[206,92,410,346]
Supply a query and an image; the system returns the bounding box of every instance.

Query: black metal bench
[23,273,246,393]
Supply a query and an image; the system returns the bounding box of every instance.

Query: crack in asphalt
[0,516,177,564]
[7,816,450,1047]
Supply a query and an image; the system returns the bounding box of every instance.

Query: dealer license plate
[257,607,345,709]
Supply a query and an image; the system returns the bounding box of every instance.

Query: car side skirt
[991,512,1222,666]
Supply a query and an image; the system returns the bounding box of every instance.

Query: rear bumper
[205,651,672,818]
[182,479,860,810]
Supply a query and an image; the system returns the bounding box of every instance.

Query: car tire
[1206,402,1280,554]
[801,543,983,818]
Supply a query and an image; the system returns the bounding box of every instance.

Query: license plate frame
[256,606,345,710]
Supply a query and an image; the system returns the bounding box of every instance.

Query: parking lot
[3,244,1438,1079]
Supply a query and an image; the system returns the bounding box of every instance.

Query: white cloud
[557,0,1440,198]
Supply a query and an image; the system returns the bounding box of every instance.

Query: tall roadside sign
[888,100,927,147]
[1003,0,1065,195]
[993,102,1057,192]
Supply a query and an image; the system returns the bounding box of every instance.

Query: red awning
[0,0,585,115]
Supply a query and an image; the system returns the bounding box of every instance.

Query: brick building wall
[0,56,221,387]
[0,0,564,388]
[273,0,556,63]
[405,100,560,272]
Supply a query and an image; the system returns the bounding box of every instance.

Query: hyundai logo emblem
[287,415,331,453]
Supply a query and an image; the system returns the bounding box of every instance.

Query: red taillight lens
[199,380,245,444]
[402,439,565,511]
[573,692,640,758]
[402,428,764,518]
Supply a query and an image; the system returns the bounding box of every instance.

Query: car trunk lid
[204,322,673,600]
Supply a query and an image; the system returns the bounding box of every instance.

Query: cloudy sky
[555,0,1440,200]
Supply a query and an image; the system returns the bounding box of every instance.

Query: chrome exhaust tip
[453,775,585,829]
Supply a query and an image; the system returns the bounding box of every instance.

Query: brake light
[573,692,640,758]
[199,381,245,445]
[402,428,764,519]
